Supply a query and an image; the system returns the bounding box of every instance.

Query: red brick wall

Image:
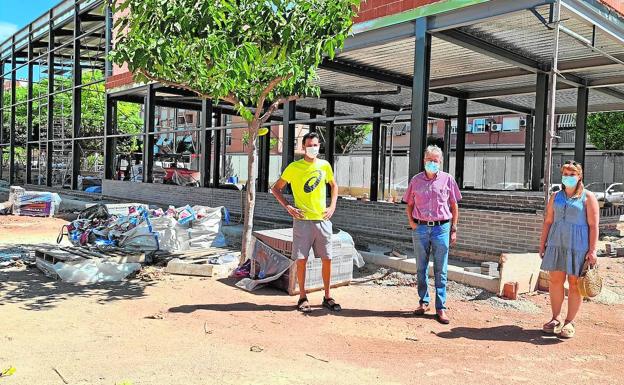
[106,71,134,89]
[600,0,624,16]
[355,0,445,23]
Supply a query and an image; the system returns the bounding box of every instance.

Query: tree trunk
[240,121,258,264]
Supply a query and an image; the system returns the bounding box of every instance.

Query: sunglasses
[564,160,580,166]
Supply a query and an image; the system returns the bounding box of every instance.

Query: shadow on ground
[169,301,417,319]
[435,325,563,345]
[0,266,154,311]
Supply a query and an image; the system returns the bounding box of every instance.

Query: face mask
[424,161,440,174]
[305,146,319,158]
[561,175,579,189]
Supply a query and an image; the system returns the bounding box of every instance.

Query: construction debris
[58,203,228,253]
[0,186,62,217]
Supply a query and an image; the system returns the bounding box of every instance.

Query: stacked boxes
[253,228,355,295]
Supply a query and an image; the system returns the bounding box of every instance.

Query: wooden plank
[36,257,59,279]
[498,253,542,295]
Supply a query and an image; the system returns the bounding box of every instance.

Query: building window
[502,117,520,132]
[226,129,232,146]
[472,118,486,133]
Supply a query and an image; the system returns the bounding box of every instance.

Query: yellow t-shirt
[280,158,334,220]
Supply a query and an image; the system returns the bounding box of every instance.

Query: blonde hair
[561,161,584,199]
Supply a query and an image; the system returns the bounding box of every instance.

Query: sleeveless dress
[541,190,589,276]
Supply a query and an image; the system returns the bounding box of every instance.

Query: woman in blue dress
[539,161,599,339]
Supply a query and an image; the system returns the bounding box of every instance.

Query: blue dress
[541,190,589,276]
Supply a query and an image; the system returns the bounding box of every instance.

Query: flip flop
[322,297,342,312]
[297,297,311,313]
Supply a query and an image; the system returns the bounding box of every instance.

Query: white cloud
[0,22,18,43]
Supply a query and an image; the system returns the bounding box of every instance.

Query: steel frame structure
[1,0,623,199]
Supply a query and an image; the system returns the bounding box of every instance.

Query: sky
[0,0,59,44]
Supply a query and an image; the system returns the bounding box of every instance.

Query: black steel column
[325,99,335,168]
[380,125,387,200]
[104,95,115,180]
[71,5,82,190]
[0,59,3,181]
[575,87,589,165]
[524,114,534,188]
[0,59,4,149]
[142,84,155,183]
[370,106,381,201]
[443,119,451,172]
[455,99,467,188]
[200,99,213,187]
[212,109,221,187]
[409,17,432,179]
[104,0,113,78]
[309,113,317,133]
[26,29,34,185]
[220,116,227,179]
[532,73,549,191]
[9,38,16,185]
[46,16,55,187]
[258,127,270,192]
[282,100,296,171]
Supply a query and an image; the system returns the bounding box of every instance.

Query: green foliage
[587,112,624,150]
[1,71,142,157]
[319,123,372,154]
[110,0,361,123]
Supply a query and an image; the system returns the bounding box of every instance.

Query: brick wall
[355,0,444,23]
[102,180,543,261]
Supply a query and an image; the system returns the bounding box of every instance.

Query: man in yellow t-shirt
[271,132,340,313]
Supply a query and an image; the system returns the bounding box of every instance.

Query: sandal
[559,322,575,339]
[542,318,563,334]
[322,297,342,312]
[297,297,311,313]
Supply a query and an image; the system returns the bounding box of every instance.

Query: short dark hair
[302,131,320,146]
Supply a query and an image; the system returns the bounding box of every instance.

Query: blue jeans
[412,222,450,310]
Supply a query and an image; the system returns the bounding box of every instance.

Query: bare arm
[539,194,556,257]
[450,202,459,227]
[323,179,339,220]
[270,178,304,219]
[585,191,600,265]
[406,203,416,230]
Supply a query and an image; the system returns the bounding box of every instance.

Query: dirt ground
[1,215,624,385]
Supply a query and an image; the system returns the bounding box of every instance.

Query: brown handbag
[578,260,602,298]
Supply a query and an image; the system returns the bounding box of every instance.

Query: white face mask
[305,146,319,158]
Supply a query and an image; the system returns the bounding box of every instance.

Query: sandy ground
[1,215,624,385]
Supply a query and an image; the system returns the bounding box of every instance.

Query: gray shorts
[292,219,333,260]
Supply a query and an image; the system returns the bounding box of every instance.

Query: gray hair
[425,145,443,161]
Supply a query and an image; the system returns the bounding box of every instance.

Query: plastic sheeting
[9,186,62,217]
[53,260,141,284]
[235,239,294,292]
[151,206,227,252]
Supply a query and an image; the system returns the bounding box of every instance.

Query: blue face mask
[562,175,579,189]
[425,161,440,174]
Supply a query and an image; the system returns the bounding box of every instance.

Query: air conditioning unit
[491,124,502,132]
[519,118,527,127]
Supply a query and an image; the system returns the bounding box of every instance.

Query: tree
[318,123,371,154]
[110,0,361,261]
[587,112,624,150]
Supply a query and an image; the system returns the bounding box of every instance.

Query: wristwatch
[451,224,458,232]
